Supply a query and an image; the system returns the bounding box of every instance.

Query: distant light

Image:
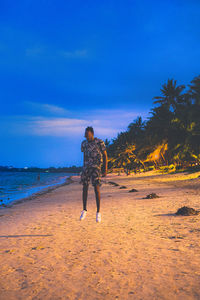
[24,167,28,169]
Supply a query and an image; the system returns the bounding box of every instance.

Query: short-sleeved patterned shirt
[81,137,106,170]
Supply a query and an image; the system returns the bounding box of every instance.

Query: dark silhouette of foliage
[106,75,200,172]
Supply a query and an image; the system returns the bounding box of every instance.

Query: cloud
[0,103,149,139]
[31,117,89,136]
[23,101,70,115]
[78,108,149,129]
[0,115,120,138]
[31,117,120,137]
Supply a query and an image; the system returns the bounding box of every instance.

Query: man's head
[85,126,94,141]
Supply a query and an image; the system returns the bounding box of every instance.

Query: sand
[0,170,200,300]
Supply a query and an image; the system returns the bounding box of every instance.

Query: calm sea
[0,171,78,206]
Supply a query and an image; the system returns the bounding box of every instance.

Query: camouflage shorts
[80,167,102,186]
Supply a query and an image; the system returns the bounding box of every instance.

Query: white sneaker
[80,210,87,220]
[96,212,101,223]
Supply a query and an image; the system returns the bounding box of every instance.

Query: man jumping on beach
[80,126,108,222]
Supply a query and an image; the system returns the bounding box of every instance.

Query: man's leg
[94,184,100,213]
[83,183,89,211]
[91,167,101,213]
[81,167,90,211]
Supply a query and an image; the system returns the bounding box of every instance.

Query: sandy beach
[0,170,200,300]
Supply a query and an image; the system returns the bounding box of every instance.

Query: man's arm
[102,150,108,176]
[81,141,85,167]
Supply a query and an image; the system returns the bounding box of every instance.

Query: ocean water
[0,171,78,206]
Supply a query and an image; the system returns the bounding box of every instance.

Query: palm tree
[104,138,110,147]
[188,75,200,105]
[108,145,136,174]
[127,116,145,144]
[187,75,200,154]
[142,141,168,166]
[145,104,174,146]
[106,75,200,172]
[153,78,185,112]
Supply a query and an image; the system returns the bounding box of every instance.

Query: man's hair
[85,126,94,134]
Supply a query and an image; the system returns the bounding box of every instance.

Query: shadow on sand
[154,213,176,217]
[0,234,53,238]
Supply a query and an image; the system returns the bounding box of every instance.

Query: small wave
[0,172,77,207]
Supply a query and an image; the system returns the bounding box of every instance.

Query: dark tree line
[105,75,200,172]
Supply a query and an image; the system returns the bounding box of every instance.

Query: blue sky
[0,0,200,168]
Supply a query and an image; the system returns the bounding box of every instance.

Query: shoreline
[1,169,200,210]
[0,176,75,209]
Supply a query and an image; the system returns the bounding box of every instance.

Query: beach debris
[143,193,160,199]
[31,245,45,250]
[190,228,200,233]
[119,185,127,189]
[5,249,15,253]
[108,181,120,186]
[175,206,200,216]
[168,235,185,239]
[129,188,138,192]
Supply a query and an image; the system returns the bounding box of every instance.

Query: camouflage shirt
[81,137,106,169]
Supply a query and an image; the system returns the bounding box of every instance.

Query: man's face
[85,130,94,141]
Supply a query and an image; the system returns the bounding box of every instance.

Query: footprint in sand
[15,268,24,273]
[21,280,28,289]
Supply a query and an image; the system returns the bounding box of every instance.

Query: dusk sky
[0,0,200,168]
